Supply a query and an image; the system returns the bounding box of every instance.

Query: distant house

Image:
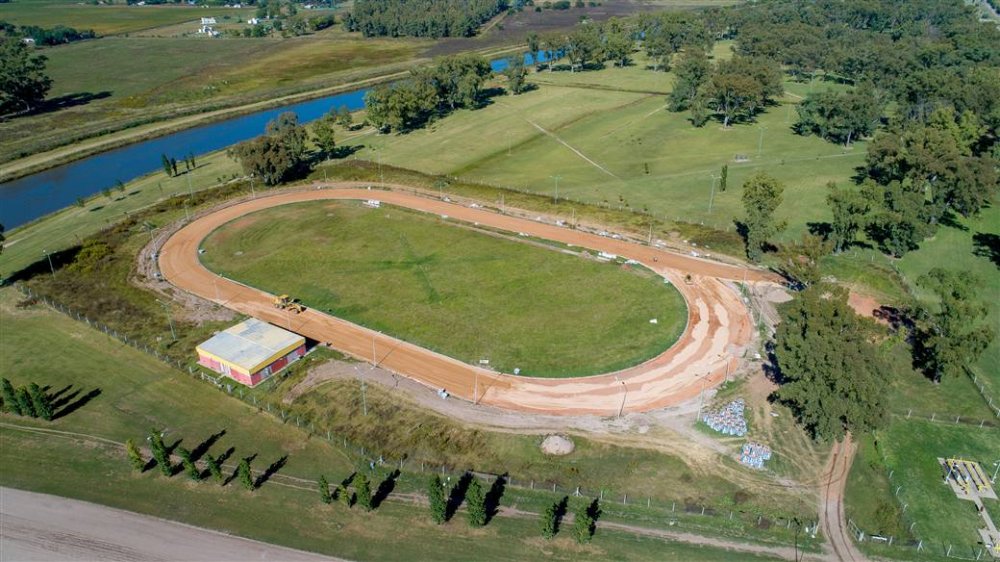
[247,17,259,25]
[21,37,36,46]
[200,17,217,25]
[199,24,219,36]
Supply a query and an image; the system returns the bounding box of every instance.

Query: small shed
[197,318,305,386]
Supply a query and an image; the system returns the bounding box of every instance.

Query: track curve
[159,183,776,415]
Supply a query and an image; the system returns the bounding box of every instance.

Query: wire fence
[15,282,819,543]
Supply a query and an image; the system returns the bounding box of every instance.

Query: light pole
[615,376,627,418]
[757,126,767,158]
[354,365,368,416]
[42,250,55,277]
[157,300,176,340]
[992,460,1000,484]
[696,372,709,421]
[550,175,562,204]
[708,174,719,213]
[249,174,256,199]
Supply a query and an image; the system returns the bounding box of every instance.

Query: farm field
[356,55,865,242]
[201,202,687,377]
[0,0,246,35]
[0,31,427,164]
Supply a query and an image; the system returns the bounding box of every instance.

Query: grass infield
[201,201,687,377]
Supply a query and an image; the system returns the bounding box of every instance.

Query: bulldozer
[273,294,306,314]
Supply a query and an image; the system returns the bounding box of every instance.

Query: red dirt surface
[159,183,779,416]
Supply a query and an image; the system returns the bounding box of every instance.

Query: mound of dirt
[540,435,575,456]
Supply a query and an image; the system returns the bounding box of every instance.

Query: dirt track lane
[160,183,774,415]
[0,487,338,561]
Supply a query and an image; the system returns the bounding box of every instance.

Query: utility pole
[757,126,767,158]
[249,175,255,199]
[992,460,1000,484]
[42,250,55,277]
[157,300,176,340]
[377,149,383,185]
[550,175,561,203]
[187,171,193,196]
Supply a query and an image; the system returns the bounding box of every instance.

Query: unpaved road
[0,487,339,561]
[160,183,778,416]
[819,436,866,562]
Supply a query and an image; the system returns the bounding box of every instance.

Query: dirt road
[819,436,866,562]
[0,487,338,561]
[159,183,777,416]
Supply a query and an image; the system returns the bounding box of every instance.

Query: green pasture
[201,202,687,377]
[0,33,425,163]
[879,421,999,551]
[896,205,1000,399]
[356,61,865,241]
[0,0,245,35]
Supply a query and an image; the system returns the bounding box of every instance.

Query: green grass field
[895,205,1000,399]
[0,0,247,35]
[0,287,815,558]
[0,30,427,164]
[355,52,862,241]
[201,201,687,377]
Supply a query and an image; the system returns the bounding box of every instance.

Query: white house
[247,17,260,25]
[200,17,217,25]
[21,37,36,46]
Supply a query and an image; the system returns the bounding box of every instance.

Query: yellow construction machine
[273,294,306,313]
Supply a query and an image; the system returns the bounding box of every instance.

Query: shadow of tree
[254,455,288,489]
[52,388,101,420]
[190,430,226,463]
[554,496,569,535]
[371,469,400,509]
[484,473,507,523]
[973,232,1000,269]
[445,472,473,522]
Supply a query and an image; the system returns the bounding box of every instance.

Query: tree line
[0,37,52,115]
[0,21,96,46]
[364,54,493,133]
[344,0,509,38]
[1,378,54,421]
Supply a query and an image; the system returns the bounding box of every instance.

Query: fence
[15,282,820,544]
[965,367,1000,419]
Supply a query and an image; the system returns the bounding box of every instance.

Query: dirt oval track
[159,183,776,416]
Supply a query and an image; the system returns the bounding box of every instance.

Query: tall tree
[775,233,832,288]
[15,387,35,418]
[27,383,52,421]
[161,154,173,177]
[740,172,786,262]
[913,269,995,383]
[428,475,447,524]
[238,458,255,491]
[204,453,224,483]
[541,501,558,538]
[0,37,52,114]
[125,439,145,472]
[149,429,172,476]
[311,115,337,159]
[667,50,710,112]
[355,473,372,511]
[336,105,353,128]
[229,113,309,186]
[465,476,486,527]
[826,183,873,252]
[2,378,22,415]
[503,55,528,95]
[772,285,888,441]
[318,475,332,504]
[526,32,540,64]
[177,447,201,481]
[573,501,596,543]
